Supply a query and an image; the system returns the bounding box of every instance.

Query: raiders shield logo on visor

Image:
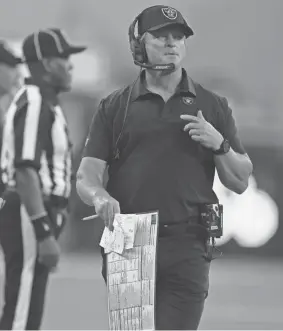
[161,7,178,20]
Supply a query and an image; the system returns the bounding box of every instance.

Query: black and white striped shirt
[1,80,72,199]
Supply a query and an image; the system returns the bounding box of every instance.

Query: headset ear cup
[128,13,147,65]
[129,40,142,62]
[133,38,145,63]
[139,38,147,63]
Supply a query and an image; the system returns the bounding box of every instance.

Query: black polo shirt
[84,69,246,224]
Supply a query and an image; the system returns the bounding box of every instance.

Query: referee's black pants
[0,192,64,330]
[101,223,211,330]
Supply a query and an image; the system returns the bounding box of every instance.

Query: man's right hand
[92,189,120,230]
[38,235,60,270]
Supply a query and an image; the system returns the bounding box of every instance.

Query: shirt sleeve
[82,98,112,162]
[14,95,50,170]
[218,97,246,155]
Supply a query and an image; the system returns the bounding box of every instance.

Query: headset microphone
[133,60,175,71]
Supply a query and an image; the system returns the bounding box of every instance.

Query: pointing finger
[197,110,205,119]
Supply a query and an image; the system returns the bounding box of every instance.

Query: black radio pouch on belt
[199,203,223,261]
[199,203,223,238]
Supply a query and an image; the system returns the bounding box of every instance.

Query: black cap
[138,5,194,38]
[0,41,22,67]
[22,28,86,63]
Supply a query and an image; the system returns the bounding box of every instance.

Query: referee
[0,29,86,330]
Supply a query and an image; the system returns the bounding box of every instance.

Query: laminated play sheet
[100,212,159,331]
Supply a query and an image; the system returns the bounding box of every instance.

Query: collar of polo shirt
[131,68,196,101]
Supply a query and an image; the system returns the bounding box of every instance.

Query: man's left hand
[180,110,224,151]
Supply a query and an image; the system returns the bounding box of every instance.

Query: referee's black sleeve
[14,90,49,170]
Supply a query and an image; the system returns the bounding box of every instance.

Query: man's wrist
[212,136,224,152]
[213,138,231,155]
[91,187,108,203]
[31,215,53,241]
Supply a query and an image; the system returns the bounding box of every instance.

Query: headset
[113,11,176,161]
[128,9,175,71]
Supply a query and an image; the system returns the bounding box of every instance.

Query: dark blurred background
[0,0,283,329]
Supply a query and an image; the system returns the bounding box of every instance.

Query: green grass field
[1,253,283,330]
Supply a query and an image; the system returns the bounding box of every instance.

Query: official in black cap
[22,28,86,91]
[0,29,86,330]
[77,5,253,330]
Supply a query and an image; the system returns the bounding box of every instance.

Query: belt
[157,199,213,238]
[157,202,212,238]
[160,204,200,226]
[158,217,207,239]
